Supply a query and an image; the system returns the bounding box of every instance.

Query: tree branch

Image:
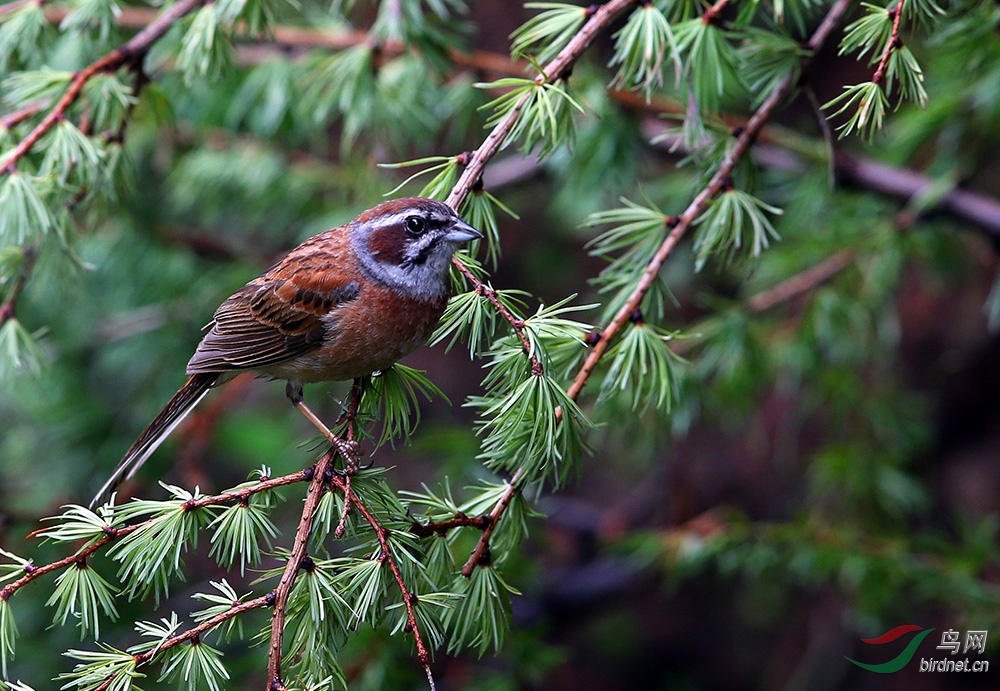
[567,0,854,402]
[1,0,208,175]
[0,468,311,603]
[329,472,435,687]
[265,451,336,691]
[872,0,907,87]
[458,0,857,577]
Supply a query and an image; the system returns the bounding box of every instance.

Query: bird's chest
[287,286,446,382]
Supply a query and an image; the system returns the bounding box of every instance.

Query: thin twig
[701,0,732,25]
[460,468,522,577]
[329,472,434,685]
[0,469,311,602]
[442,0,637,371]
[872,0,907,87]
[745,250,855,314]
[445,0,636,212]
[265,450,336,690]
[1,0,207,175]
[0,103,44,129]
[0,245,37,327]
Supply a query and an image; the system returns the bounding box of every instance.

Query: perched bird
[92,197,482,507]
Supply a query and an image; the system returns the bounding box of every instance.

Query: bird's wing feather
[187,241,361,373]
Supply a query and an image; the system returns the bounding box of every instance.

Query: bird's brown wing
[187,238,361,373]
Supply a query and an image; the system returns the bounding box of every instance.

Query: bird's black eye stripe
[405,216,426,236]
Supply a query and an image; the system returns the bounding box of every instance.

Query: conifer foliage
[2,1,999,689]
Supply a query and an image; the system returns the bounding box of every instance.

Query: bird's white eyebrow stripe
[372,210,448,229]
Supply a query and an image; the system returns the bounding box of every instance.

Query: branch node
[300,555,316,573]
[664,215,679,228]
[585,330,602,347]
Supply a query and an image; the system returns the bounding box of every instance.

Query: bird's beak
[444,218,484,244]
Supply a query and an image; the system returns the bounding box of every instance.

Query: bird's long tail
[91,372,220,508]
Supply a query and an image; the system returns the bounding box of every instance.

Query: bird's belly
[261,291,445,383]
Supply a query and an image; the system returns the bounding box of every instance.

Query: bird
[91,197,482,507]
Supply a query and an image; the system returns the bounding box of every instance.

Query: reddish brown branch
[701,0,732,25]
[442,0,637,372]
[872,0,907,87]
[0,468,310,603]
[329,473,433,681]
[411,513,491,538]
[265,451,336,690]
[1,0,207,175]
[134,593,272,664]
[445,0,636,212]
[0,103,44,129]
[460,468,522,577]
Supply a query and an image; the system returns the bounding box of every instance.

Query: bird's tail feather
[91,372,219,508]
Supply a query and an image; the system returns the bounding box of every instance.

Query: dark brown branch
[0,468,311,603]
[872,0,907,87]
[2,0,207,175]
[265,451,336,690]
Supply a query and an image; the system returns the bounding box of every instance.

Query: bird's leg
[286,380,362,470]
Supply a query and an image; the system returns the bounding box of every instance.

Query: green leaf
[477,77,584,157]
[0,3,48,71]
[609,3,680,99]
[59,0,122,44]
[58,645,141,691]
[840,3,892,62]
[208,500,278,575]
[510,2,588,64]
[693,189,782,270]
[823,81,890,140]
[0,317,44,380]
[46,560,119,639]
[176,4,232,85]
[158,638,230,691]
[39,119,104,186]
[0,599,16,679]
[353,364,447,448]
[599,321,684,412]
[674,19,742,113]
[445,567,518,655]
[191,580,251,643]
[108,486,217,601]
[0,173,55,243]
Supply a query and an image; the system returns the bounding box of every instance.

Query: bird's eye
[405,216,426,236]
